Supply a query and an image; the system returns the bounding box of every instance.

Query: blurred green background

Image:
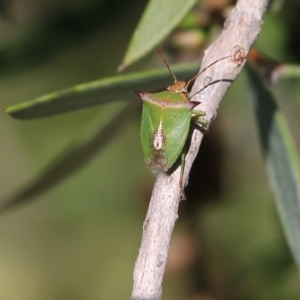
[1,0,300,299]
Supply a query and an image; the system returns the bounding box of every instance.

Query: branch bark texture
[132,1,269,299]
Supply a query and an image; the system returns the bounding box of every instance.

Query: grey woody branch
[131,0,269,299]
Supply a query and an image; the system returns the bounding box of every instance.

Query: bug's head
[167,81,188,93]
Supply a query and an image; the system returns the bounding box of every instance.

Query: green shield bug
[135,50,233,198]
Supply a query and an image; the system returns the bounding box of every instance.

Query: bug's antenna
[185,54,234,89]
[157,49,178,83]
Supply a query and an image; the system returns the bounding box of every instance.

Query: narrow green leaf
[3,62,199,120]
[271,64,300,83]
[0,103,136,212]
[120,0,197,69]
[247,64,300,271]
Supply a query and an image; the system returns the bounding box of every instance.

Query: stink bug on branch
[135,50,233,199]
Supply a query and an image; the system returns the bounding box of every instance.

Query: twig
[131,0,269,299]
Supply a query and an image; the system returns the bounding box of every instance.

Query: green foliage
[4,62,199,119]
[247,65,300,271]
[1,103,136,211]
[1,1,300,300]
[120,0,197,68]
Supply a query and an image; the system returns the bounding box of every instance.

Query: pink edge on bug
[189,101,201,109]
[134,90,148,99]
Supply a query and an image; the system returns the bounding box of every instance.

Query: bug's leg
[192,110,209,126]
[192,110,209,134]
[194,117,209,126]
[179,152,187,201]
[192,109,206,117]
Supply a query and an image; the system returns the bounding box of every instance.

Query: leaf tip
[2,106,9,114]
[117,63,126,72]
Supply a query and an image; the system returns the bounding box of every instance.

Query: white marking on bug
[153,120,164,150]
